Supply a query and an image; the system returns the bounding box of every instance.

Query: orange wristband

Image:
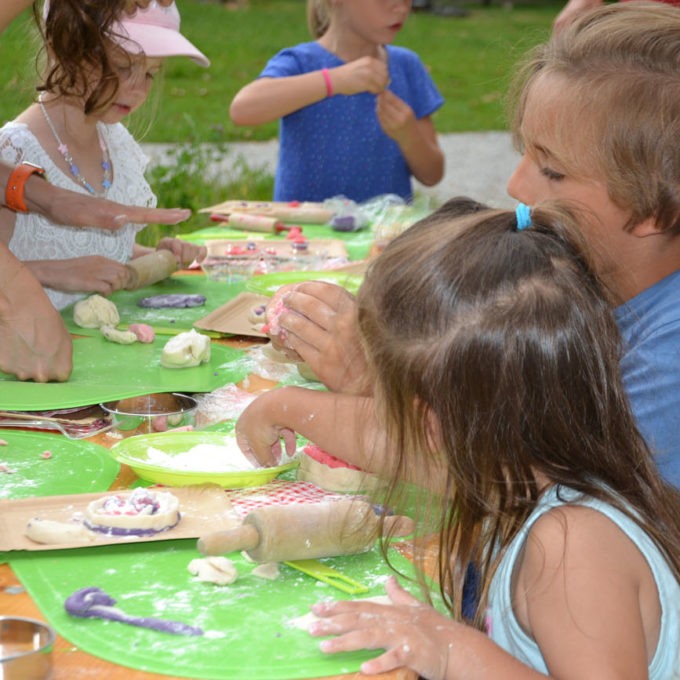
[5,162,46,213]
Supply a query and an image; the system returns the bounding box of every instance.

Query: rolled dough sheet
[0,485,240,551]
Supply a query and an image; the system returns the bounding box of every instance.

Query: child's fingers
[280,427,297,458]
[384,575,422,606]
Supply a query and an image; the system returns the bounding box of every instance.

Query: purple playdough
[137,294,206,308]
[65,587,203,636]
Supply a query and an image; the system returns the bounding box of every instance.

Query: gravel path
[142,131,521,210]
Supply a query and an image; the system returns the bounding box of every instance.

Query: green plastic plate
[0,430,119,499]
[0,337,249,411]
[246,270,363,297]
[110,430,297,488]
[9,540,432,680]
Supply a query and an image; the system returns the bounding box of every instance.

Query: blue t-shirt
[616,269,680,486]
[260,42,444,203]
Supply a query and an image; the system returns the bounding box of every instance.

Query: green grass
[0,0,560,244]
[0,0,560,142]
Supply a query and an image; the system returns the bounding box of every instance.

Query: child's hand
[156,238,206,268]
[235,391,297,468]
[332,57,389,96]
[376,90,417,146]
[30,256,131,296]
[267,281,369,394]
[309,576,458,679]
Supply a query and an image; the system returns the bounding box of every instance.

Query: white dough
[188,557,238,585]
[251,562,280,580]
[160,329,211,368]
[288,596,392,630]
[73,294,120,329]
[25,518,95,544]
[100,325,137,344]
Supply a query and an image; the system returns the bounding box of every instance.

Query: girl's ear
[631,216,664,238]
[424,405,443,453]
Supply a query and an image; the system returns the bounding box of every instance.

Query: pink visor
[112,1,210,67]
[44,0,210,68]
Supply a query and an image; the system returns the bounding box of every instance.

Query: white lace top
[0,121,156,310]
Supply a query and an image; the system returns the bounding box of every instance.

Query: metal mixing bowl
[0,616,55,680]
[100,392,198,437]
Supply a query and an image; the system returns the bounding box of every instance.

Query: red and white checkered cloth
[224,480,357,518]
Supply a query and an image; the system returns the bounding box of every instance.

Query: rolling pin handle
[197,524,260,556]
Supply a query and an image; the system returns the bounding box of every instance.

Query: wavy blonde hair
[307,0,331,38]
[508,2,680,236]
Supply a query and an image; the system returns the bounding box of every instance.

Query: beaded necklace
[38,93,112,197]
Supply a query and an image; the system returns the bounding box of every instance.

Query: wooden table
[0,335,416,680]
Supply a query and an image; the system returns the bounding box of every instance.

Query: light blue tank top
[487,485,680,678]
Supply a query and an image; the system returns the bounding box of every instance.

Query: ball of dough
[73,294,120,329]
[161,329,211,368]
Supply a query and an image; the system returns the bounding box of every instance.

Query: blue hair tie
[515,203,532,231]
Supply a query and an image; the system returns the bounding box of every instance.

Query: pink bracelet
[321,68,333,97]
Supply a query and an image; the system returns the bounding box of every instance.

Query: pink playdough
[260,297,289,336]
[40,450,52,459]
[128,323,155,343]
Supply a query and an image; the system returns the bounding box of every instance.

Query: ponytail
[306,0,330,38]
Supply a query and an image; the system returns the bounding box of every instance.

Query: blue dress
[260,42,444,203]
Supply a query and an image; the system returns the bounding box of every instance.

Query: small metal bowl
[0,616,55,680]
[100,392,198,438]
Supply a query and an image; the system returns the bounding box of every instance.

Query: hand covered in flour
[156,237,206,268]
[235,389,298,467]
[330,57,389,96]
[265,281,370,394]
[376,90,417,146]
[309,576,461,679]
[27,256,131,296]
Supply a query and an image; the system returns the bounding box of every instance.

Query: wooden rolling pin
[197,500,412,563]
[125,250,178,290]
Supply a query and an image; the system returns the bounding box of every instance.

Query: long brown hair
[508,2,680,236]
[34,0,128,113]
[357,198,680,627]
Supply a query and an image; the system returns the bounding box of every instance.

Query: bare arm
[310,506,655,680]
[230,57,390,126]
[236,387,382,469]
[16,167,191,231]
[377,92,444,187]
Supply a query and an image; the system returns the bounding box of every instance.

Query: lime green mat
[10,539,426,680]
[0,430,119,500]
[246,270,363,297]
[0,336,248,411]
[61,274,246,337]
[181,223,374,262]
